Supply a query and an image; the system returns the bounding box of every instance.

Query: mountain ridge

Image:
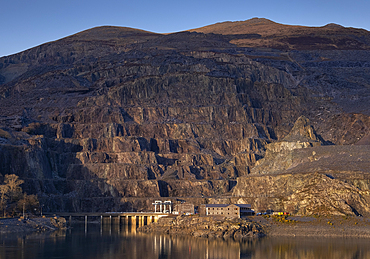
[189,17,367,34]
[2,17,369,59]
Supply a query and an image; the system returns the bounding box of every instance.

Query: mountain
[190,18,370,50]
[1,18,370,215]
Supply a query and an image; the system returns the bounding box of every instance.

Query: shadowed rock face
[0,19,370,213]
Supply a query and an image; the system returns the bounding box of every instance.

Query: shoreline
[2,214,370,239]
[139,214,370,240]
[0,216,67,234]
[138,215,265,240]
[253,215,370,238]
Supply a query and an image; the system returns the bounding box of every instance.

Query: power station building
[199,204,254,218]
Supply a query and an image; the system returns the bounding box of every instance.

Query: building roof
[204,204,229,208]
[203,204,251,208]
[234,204,251,208]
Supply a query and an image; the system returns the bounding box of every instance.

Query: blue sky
[1,0,369,57]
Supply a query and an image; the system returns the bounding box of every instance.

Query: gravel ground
[251,215,370,238]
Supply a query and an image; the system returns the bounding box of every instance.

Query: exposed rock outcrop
[233,117,370,216]
[0,19,370,214]
[233,172,370,216]
[138,215,265,240]
[0,217,66,234]
[251,116,324,174]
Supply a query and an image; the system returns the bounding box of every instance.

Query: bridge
[45,212,170,226]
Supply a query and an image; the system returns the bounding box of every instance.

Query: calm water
[0,224,370,259]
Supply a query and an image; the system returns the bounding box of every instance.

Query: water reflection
[98,224,251,259]
[0,224,369,259]
[252,237,370,259]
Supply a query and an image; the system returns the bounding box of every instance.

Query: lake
[0,223,369,259]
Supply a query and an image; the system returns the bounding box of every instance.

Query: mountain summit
[190,17,370,50]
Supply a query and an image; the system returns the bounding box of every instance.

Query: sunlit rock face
[233,116,370,216]
[251,116,324,174]
[1,19,370,213]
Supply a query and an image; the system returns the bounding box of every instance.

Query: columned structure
[152,200,172,213]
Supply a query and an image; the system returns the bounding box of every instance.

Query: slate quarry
[1,18,370,214]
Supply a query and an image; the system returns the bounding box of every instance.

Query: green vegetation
[272,215,297,224]
[0,174,39,217]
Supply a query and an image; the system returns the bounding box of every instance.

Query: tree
[0,174,39,217]
[0,184,9,217]
[4,174,23,202]
[17,194,39,214]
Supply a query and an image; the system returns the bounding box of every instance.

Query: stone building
[173,203,195,215]
[199,204,253,218]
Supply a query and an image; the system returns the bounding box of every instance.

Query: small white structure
[152,200,172,213]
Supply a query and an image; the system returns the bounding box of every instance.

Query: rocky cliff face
[0,19,370,213]
[233,116,370,216]
[233,172,370,216]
